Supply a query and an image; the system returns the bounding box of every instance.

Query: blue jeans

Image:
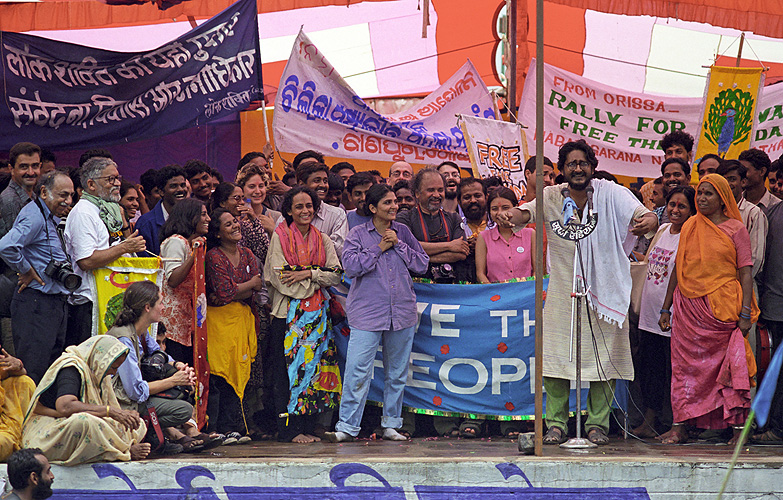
[335,326,415,436]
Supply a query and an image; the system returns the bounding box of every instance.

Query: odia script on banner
[461,114,528,201]
[273,30,496,168]
[91,257,162,336]
[519,59,702,178]
[333,280,588,419]
[694,66,764,162]
[0,0,263,150]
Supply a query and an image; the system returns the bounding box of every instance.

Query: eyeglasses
[564,160,591,170]
[95,174,122,184]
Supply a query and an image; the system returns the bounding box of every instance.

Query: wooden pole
[534,0,544,457]
[508,0,518,120]
[735,33,745,67]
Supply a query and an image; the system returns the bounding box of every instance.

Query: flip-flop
[587,427,610,445]
[751,429,783,445]
[543,426,567,445]
[173,436,204,453]
[195,433,223,450]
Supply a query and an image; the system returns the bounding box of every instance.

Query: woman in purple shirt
[325,184,429,443]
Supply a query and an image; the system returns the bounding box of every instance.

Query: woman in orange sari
[658,174,757,445]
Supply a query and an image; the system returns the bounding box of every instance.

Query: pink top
[481,225,534,282]
[717,218,753,269]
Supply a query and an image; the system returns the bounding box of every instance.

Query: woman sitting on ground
[108,280,210,454]
[326,184,428,443]
[0,348,35,461]
[658,174,757,445]
[22,336,149,465]
[264,186,342,444]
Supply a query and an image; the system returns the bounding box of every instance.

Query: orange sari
[671,174,757,427]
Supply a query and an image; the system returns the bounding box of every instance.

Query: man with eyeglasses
[499,139,657,446]
[64,157,146,346]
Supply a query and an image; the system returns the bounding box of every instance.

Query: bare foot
[305,434,321,442]
[656,427,678,441]
[660,426,687,444]
[728,428,745,446]
[130,443,151,460]
[632,422,657,439]
[292,433,317,443]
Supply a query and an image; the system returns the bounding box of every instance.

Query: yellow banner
[695,66,764,162]
[91,257,162,336]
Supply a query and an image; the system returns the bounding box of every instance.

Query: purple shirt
[343,220,429,331]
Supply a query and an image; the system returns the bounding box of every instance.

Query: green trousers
[543,377,615,434]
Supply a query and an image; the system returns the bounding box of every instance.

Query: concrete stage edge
[10,439,783,499]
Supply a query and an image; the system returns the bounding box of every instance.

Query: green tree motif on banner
[703,88,754,157]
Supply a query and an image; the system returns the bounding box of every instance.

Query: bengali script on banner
[273,30,496,167]
[0,0,262,150]
[694,66,764,162]
[334,280,587,419]
[519,59,702,178]
[461,115,529,201]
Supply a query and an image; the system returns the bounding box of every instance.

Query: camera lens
[62,273,82,291]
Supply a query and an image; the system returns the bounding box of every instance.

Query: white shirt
[313,202,348,259]
[737,197,768,278]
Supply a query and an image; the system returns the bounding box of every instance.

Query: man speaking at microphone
[498,139,657,445]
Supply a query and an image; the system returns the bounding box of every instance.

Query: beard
[32,479,53,500]
[444,188,458,200]
[463,203,485,221]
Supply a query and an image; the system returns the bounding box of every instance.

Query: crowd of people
[0,130,780,470]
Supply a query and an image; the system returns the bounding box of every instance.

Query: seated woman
[22,336,148,465]
[0,348,35,461]
[205,208,264,443]
[107,280,204,453]
[325,184,428,443]
[658,174,757,445]
[476,187,535,284]
[264,186,342,443]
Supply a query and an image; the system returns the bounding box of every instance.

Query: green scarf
[81,192,124,234]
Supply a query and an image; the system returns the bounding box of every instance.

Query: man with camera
[0,171,75,384]
[64,157,147,346]
[397,167,470,283]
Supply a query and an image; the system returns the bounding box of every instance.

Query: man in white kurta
[501,140,657,445]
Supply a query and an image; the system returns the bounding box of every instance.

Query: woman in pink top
[476,187,535,283]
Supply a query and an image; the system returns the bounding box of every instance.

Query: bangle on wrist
[106,405,110,417]
[660,309,671,315]
[742,305,752,310]
[121,225,130,231]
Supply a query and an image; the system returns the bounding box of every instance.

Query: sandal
[173,435,204,453]
[751,429,783,445]
[195,433,223,450]
[543,426,567,445]
[459,421,482,439]
[587,427,610,445]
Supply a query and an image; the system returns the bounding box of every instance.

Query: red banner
[192,242,209,429]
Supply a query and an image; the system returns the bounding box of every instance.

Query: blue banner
[334,279,588,419]
[0,0,262,150]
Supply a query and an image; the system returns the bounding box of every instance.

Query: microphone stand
[550,184,598,449]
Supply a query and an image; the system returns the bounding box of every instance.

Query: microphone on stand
[585,184,594,216]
